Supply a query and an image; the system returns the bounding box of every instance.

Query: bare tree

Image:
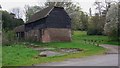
[11,8,22,19]
[89,8,92,16]
[0,5,2,9]
[24,5,43,22]
[94,1,104,16]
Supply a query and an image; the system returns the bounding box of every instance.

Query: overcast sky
[1,0,96,12]
[0,0,118,21]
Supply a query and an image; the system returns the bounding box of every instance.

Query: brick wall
[25,29,40,41]
[42,28,71,42]
[25,28,72,42]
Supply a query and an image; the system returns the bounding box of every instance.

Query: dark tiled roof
[14,25,25,32]
[27,6,54,23]
[10,13,15,15]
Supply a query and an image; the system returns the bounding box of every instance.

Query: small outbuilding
[14,25,25,40]
[15,5,72,42]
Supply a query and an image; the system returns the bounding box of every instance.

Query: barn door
[39,29,42,41]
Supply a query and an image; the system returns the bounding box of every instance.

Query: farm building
[14,5,72,42]
[14,25,25,40]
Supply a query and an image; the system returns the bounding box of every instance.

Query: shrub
[2,30,16,46]
[104,3,119,41]
[87,14,105,35]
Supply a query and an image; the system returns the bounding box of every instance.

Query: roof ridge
[44,6,54,17]
[27,5,63,23]
[27,6,54,23]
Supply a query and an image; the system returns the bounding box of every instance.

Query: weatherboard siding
[46,7,71,28]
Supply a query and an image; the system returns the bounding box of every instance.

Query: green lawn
[2,45,38,66]
[2,31,110,66]
[104,41,120,46]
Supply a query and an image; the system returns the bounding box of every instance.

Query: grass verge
[3,31,106,66]
[104,41,120,46]
[2,45,38,66]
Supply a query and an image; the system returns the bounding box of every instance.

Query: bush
[107,28,119,41]
[2,30,16,46]
[87,28,103,35]
[104,4,119,41]
[87,14,105,35]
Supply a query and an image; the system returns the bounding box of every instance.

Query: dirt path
[34,44,119,66]
[99,44,119,54]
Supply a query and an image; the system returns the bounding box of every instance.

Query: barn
[15,5,72,42]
